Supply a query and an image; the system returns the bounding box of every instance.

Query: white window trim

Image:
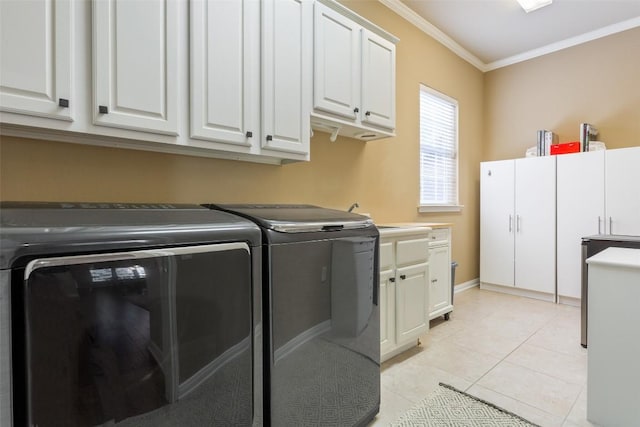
[418,84,461,213]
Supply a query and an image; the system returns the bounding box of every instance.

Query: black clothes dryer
[207,204,380,427]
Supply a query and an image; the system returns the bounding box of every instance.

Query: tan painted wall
[484,27,640,161]
[0,1,484,285]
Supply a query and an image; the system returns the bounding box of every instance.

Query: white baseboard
[454,278,478,293]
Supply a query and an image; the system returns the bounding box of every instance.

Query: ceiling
[380,0,640,71]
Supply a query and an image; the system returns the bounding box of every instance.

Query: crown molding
[378,0,488,72]
[485,15,640,71]
[378,0,640,73]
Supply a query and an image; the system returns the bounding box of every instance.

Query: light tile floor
[369,286,594,427]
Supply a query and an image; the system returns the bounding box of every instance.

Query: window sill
[418,205,464,213]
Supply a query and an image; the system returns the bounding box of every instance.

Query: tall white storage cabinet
[557,151,605,303]
[0,0,73,121]
[480,156,556,301]
[605,147,640,236]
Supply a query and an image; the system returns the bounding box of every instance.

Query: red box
[550,141,581,155]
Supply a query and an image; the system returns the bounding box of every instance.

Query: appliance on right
[206,204,380,427]
[581,234,640,347]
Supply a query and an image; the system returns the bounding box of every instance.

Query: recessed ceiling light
[516,0,552,13]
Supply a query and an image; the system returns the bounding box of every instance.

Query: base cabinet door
[379,269,395,356]
[0,0,73,121]
[395,262,429,346]
[428,245,451,317]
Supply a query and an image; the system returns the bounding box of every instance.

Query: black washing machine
[206,204,380,427]
[0,202,262,426]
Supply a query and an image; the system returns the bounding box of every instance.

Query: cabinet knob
[58,98,69,108]
[246,131,253,138]
[98,105,109,114]
[389,277,395,283]
[431,279,437,283]
[266,135,273,141]
[365,111,371,117]
[354,107,359,114]
[400,274,406,280]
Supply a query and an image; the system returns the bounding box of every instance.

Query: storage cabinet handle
[598,216,602,234]
[365,111,371,117]
[354,107,359,114]
[266,135,273,141]
[98,105,108,114]
[400,274,406,280]
[246,131,253,138]
[389,277,395,283]
[609,217,613,234]
[509,214,512,232]
[516,215,521,232]
[58,98,69,108]
[431,279,437,283]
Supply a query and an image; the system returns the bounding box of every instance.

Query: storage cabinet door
[93,0,178,135]
[0,0,72,121]
[480,160,515,287]
[261,0,311,155]
[313,2,360,120]
[361,29,395,130]
[606,147,640,236]
[395,262,429,345]
[429,245,451,316]
[557,151,605,300]
[514,156,556,294]
[190,0,259,148]
[379,269,396,355]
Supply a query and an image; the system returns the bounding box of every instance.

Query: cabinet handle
[389,277,396,283]
[609,217,613,235]
[431,279,437,283]
[58,98,69,108]
[509,214,512,232]
[354,107,359,114]
[598,216,602,234]
[365,111,371,117]
[246,131,253,138]
[516,215,521,232]
[266,135,273,141]
[400,274,406,280]
[98,105,108,114]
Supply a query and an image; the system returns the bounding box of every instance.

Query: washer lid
[208,204,374,233]
[0,201,261,269]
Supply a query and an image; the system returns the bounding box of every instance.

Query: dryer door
[16,243,254,426]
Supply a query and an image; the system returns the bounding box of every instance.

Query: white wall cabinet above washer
[312,0,397,141]
[0,0,73,122]
[93,0,179,135]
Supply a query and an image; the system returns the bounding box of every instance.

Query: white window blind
[419,85,459,210]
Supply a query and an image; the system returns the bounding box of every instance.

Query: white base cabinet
[380,229,430,362]
[428,227,453,320]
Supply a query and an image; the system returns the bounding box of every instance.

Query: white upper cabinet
[605,147,640,236]
[360,29,395,130]
[190,0,260,149]
[312,0,397,141]
[313,3,360,120]
[93,0,179,135]
[0,0,73,121]
[261,0,312,156]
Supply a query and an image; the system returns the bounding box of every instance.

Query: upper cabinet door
[261,0,311,155]
[0,0,73,121]
[190,0,259,148]
[313,2,360,120]
[93,0,178,135]
[605,147,640,235]
[361,29,395,130]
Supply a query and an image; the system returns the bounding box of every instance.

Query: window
[419,84,461,212]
